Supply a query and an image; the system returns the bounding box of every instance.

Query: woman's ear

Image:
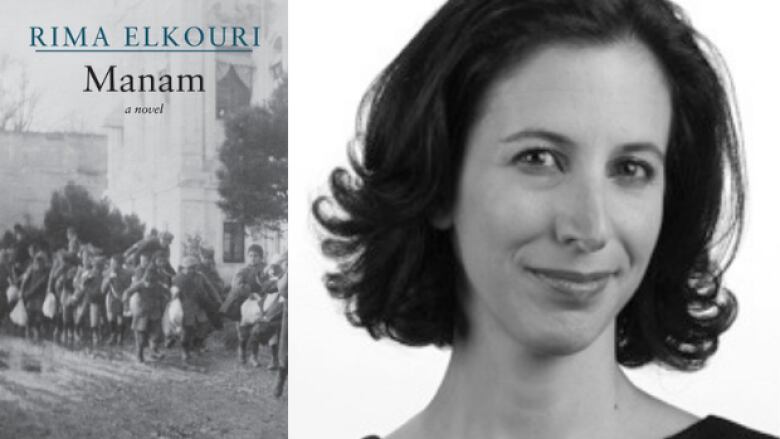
[430,210,453,230]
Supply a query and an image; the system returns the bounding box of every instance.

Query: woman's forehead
[473,39,672,152]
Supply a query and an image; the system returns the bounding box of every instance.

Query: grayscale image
[0,1,287,438]
[295,1,780,438]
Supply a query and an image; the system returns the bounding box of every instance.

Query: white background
[289,1,780,438]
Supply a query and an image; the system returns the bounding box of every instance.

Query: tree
[0,55,40,132]
[42,182,145,255]
[217,76,287,227]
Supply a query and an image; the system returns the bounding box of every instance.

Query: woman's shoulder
[667,416,777,439]
[363,416,777,439]
[362,417,777,439]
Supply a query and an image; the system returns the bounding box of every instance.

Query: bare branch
[0,55,40,132]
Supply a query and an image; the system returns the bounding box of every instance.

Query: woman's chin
[527,336,597,358]
[508,321,609,359]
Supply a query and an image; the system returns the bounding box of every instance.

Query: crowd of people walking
[0,225,287,397]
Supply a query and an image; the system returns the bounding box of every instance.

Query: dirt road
[0,331,286,439]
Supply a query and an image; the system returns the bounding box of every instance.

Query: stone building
[103,0,287,280]
[0,131,107,233]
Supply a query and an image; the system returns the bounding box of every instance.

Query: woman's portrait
[292,1,780,438]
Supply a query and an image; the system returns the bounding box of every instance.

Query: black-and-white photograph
[292,1,780,438]
[0,1,287,438]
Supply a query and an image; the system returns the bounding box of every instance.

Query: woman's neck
[406,289,650,439]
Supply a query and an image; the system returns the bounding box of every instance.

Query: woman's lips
[526,267,615,302]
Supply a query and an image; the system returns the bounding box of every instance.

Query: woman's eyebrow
[618,143,666,162]
[500,128,575,147]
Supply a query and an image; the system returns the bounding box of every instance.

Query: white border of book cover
[0,1,287,437]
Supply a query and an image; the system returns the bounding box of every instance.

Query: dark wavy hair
[313,0,745,371]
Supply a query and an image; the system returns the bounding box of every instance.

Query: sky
[0,0,134,132]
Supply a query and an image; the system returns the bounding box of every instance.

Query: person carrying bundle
[80,255,106,347]
[257,263,285,370]
[0,250,12,326]
[168,255,220,362]
[125,261,168,363]
[190,259,223,353]
[220,244,266,365]
[70,248,93,344]
[19,251,49,342]
[56,255,80,346]
[274,257,288,398]
[237,260,284,369]
[102,254,132,345]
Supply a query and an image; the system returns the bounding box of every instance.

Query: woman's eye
[511,149,562,171]
[612,159,655,183]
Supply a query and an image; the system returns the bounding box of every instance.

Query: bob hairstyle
[313,0,745,371]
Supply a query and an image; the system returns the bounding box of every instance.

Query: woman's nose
[553,181,609,253]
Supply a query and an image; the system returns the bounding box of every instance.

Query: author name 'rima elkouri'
[30,25,262,48]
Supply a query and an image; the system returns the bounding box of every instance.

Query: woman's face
[449,40,671,356]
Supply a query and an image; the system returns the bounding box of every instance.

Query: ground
[0,326,287,439]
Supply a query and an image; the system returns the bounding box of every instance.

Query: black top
[362,416,777,439]
[668,416,776,439]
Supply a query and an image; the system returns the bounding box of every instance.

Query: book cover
[0,1,287,437]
